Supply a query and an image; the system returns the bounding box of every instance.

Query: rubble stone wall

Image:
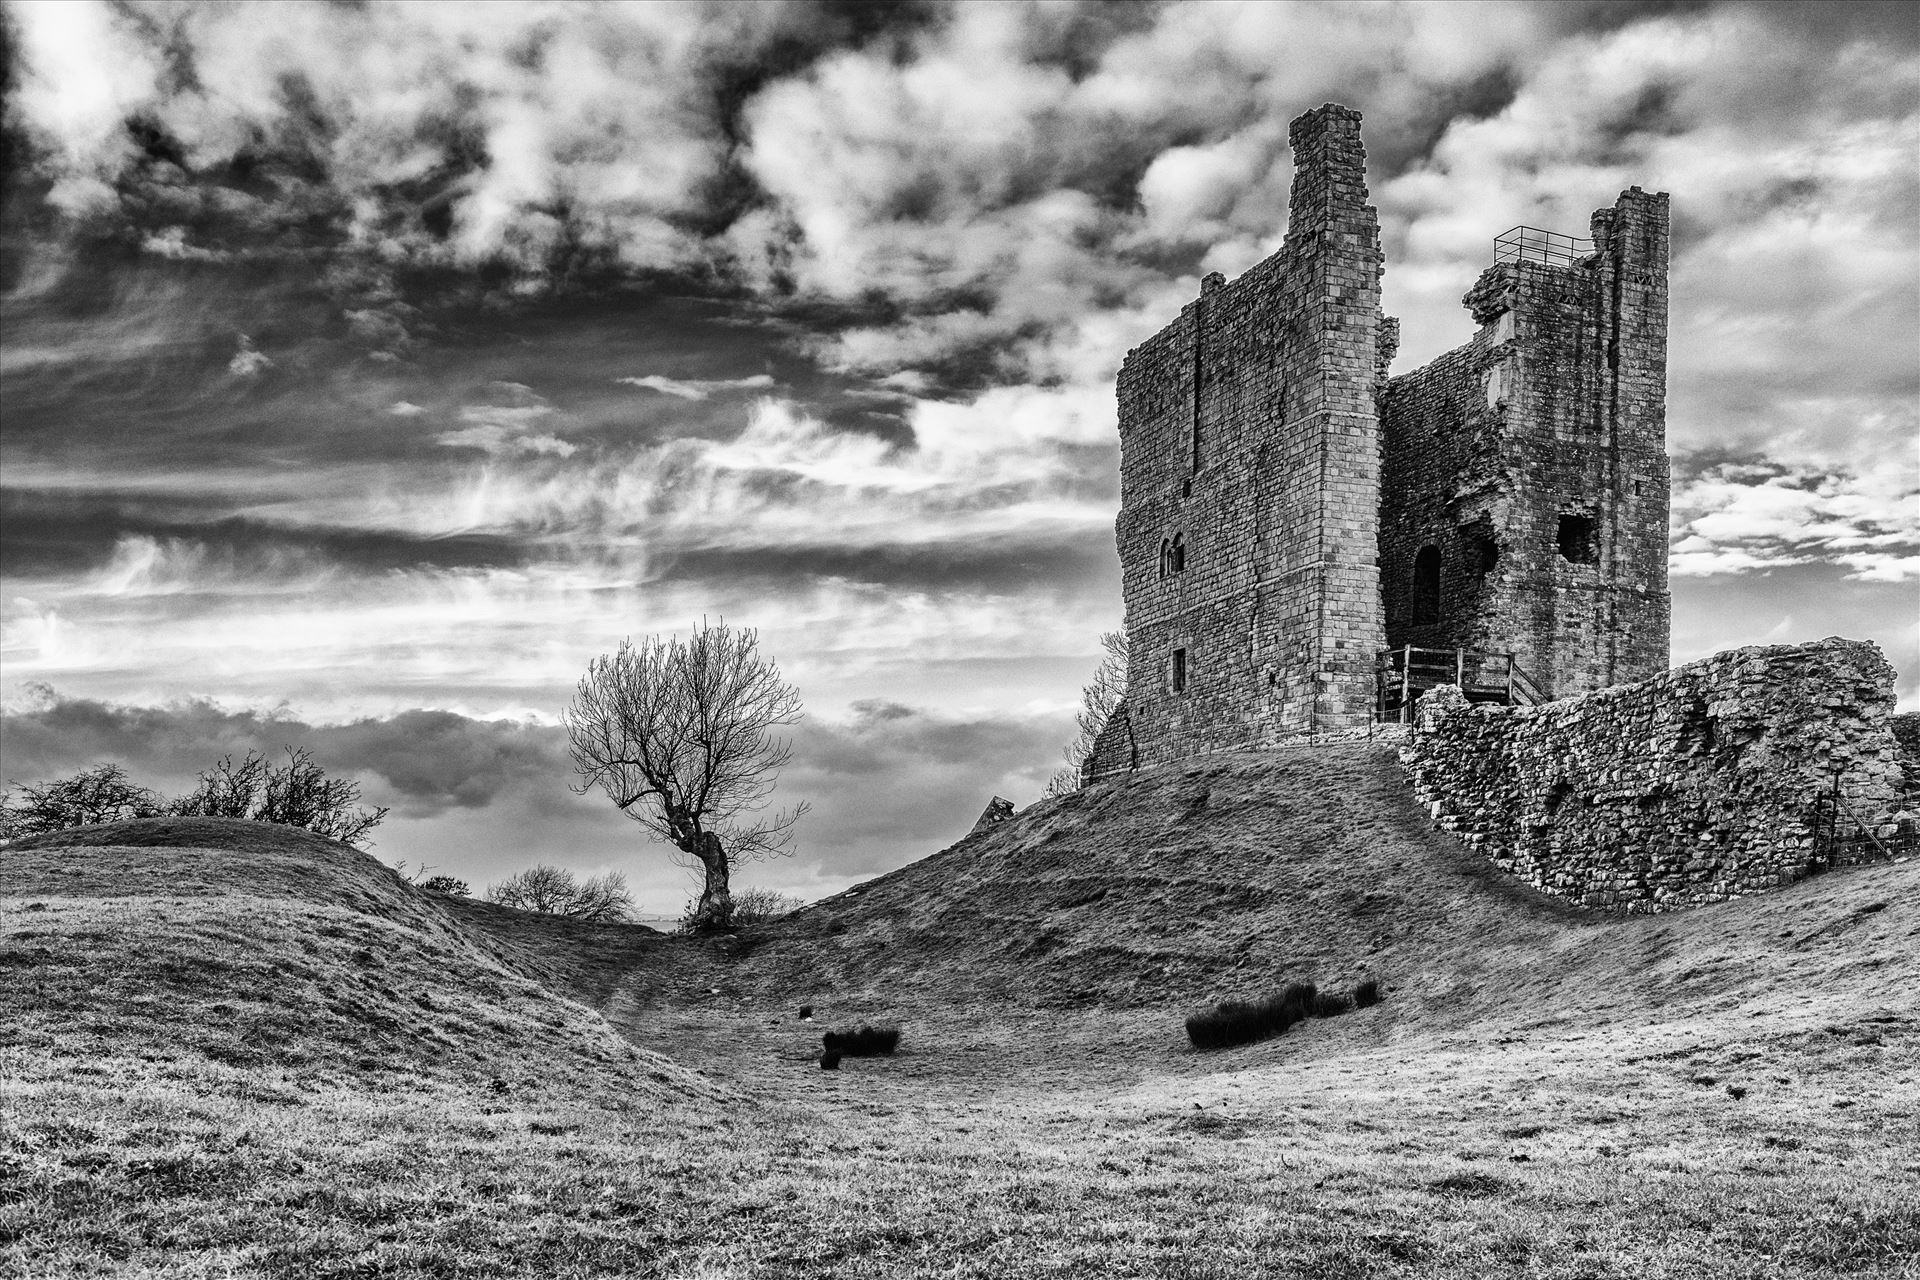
[1400,638,1906,912]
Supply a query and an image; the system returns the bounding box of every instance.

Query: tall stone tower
[1089,104,1388,776]
[1083,103,1671,784]
[1378,189,1671,696]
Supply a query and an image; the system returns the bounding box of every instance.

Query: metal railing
[1493,225,1594,268]
[1375,646,1549,722]
[1810,765,1918,869]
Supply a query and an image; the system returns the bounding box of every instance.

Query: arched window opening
[1412,545,1442,625]
[1170,533,1186,575]
[1158,538,1173,579]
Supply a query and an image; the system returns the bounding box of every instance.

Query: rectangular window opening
[1171,648,1188,693]
[1558,514,1599,565]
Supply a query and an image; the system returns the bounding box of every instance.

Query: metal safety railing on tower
[1493,225,1594,268]
[1375,646,1549,723]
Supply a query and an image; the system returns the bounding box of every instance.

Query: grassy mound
[2,817,714,1100]
[741,744,1916,1046]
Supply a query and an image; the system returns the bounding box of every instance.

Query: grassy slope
[4,752,1917,1278]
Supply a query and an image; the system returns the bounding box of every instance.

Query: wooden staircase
[1375,646,1549,722]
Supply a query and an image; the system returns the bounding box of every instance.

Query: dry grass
[4,751,1919,1278]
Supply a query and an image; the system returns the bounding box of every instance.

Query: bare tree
[1045,629,1128,796]
[486,865,633,921]
[566,621,807,932]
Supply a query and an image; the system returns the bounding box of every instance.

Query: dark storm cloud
[0,686,569,819]
[659,521,1117,596]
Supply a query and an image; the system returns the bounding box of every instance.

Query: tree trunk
[685,831,733,932]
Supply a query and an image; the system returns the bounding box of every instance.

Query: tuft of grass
[1313,990,1355,1018]
[1187,977,1376,1049]
[1185,992,1306,1051]
[820,1051,841,1070]
[1353,978,1382,1008]
[822,1025,900,1057]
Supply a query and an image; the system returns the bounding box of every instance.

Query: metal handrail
[1493,225,1594,268]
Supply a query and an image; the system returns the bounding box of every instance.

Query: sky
[2,0,1915,914]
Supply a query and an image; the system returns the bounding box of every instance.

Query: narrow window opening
[1461,519,1499,586]
[1170,532,1186,574]
[1558,514,1599,565]
[1412,546,1442,625]
[1171,647,1187,693]
[1159,538,1172,579]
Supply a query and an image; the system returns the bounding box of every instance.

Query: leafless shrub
[0,764,162,839]
[1046,630,1128,797]
[485,865,636,922]
[170,748,388,847]
[730,885,805,925]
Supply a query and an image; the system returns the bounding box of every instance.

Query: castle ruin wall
[1379,191,1671,699]
[1399,637,1906,912]
[1110,104,1386,772]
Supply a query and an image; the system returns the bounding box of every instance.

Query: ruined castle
[1086,104,1671,780]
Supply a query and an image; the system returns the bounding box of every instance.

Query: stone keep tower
[1090,104,1387,776]
[1378,190,1671,696]
[1084,104,1670,782]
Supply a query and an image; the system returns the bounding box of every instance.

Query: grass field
[4,747,1916,1277]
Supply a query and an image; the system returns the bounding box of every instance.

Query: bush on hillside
[1185,994,1306,1051]
[1313,990,1355,1018]
[0,764,163,839]
[170,748,388,847]
[822,1025,900,1057]
[730,886,806,925]
[486,865,636,922]
[1186,978,1382,1051]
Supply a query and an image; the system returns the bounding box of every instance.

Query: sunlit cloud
[616,373,776,401]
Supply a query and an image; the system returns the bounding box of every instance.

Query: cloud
[616,373,776,401]
[1669,457,1919,582]
[435,382,576,457]
[226,335,271,377]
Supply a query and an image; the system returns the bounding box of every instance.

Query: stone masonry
[1086,103,1671,782]
[1399,638,1907,912]
[1380,189,1670,695]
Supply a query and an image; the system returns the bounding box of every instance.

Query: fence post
[1401,645,1412,722]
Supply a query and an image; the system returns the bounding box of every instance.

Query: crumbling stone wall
[1109,103,1387,772]
[1380,192,1671,698]
[1400,638,1906,912]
